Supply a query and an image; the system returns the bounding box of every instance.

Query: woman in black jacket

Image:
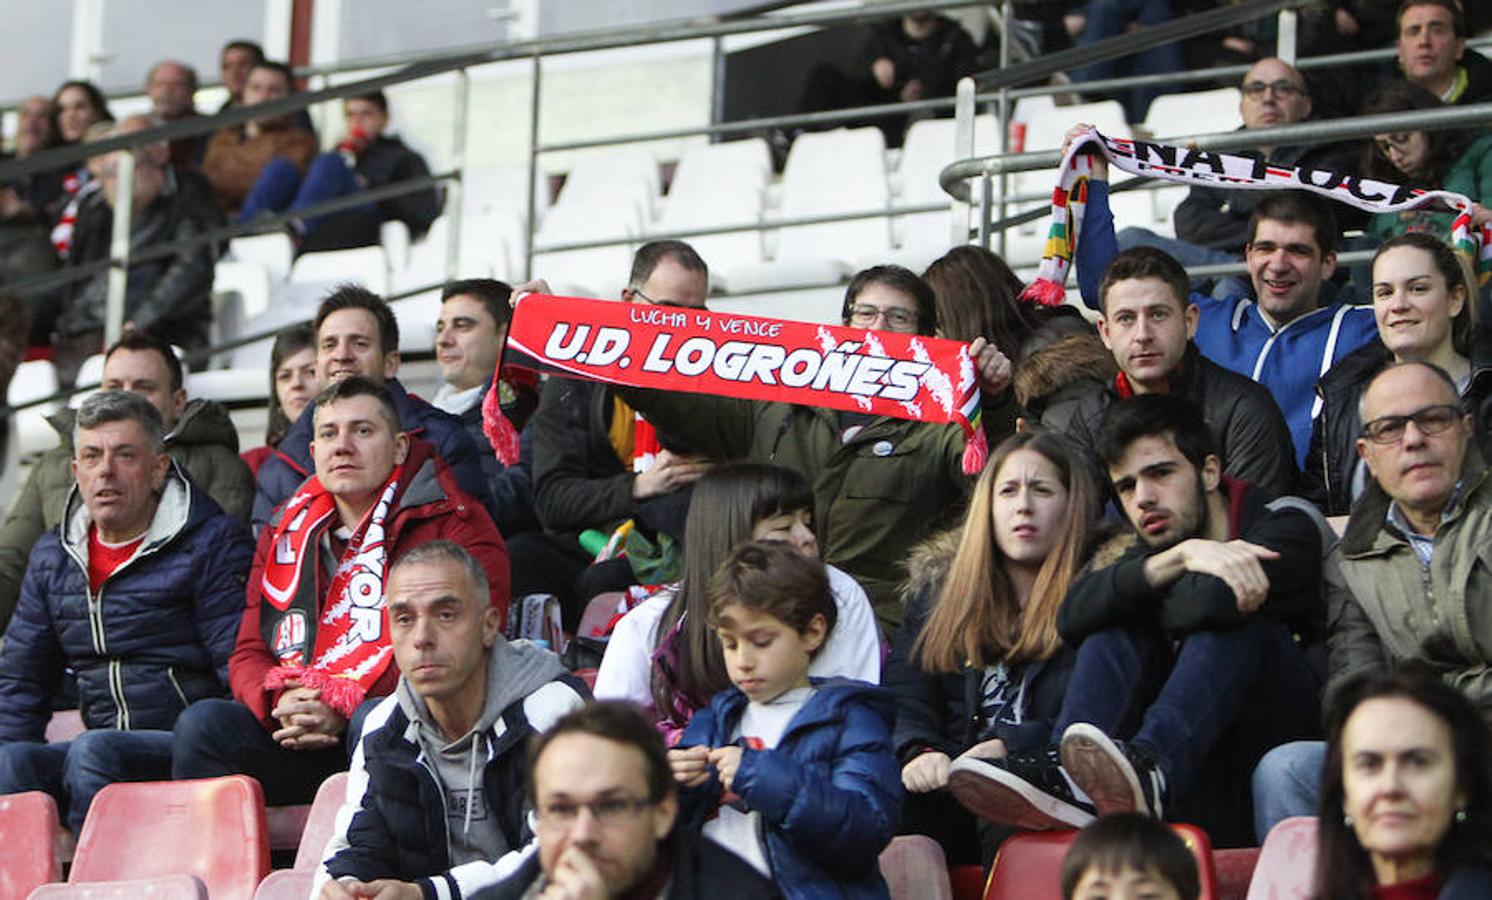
[886,430,1099,864]
[1305,232,1489,515]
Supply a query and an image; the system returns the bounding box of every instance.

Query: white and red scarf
[259,471,402,718]
[1021,126,1492,307]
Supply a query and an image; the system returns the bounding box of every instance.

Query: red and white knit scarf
[259,471,401,718]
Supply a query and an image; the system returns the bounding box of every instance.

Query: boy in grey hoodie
[314,542,589,900]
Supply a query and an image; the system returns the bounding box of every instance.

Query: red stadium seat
[252,869,316,900]
[293,773,349,871]
[69,776,270,900]
[950,865,986,900]
[984,825,1220,900]
[0,791,62,897]
[1215,847,1261,900]
[1245,817,1318,900]
[879,835,952,900]
[30,874,208,898]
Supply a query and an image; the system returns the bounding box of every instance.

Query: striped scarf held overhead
[1019,127,1492,308]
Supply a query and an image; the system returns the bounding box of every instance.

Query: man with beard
[947,395,1326,845]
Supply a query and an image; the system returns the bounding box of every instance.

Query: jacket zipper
[166,667,190,709]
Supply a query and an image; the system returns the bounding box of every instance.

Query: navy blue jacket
[677,679,902,900]
[0,466,253,739]
[252,377,493,528]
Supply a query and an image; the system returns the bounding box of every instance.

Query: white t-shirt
[592,564,881,708]
[703,686,815,876]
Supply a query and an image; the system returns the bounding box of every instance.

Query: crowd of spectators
[0,38,442,386]
[1,2,1492,898]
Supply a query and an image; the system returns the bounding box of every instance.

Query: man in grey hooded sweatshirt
[314,541,589,900]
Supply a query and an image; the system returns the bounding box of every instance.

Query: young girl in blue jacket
[668,541,902,900]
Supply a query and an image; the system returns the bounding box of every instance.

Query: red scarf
[259,470,402,718]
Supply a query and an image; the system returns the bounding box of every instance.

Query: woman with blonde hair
[887,430,1100,862]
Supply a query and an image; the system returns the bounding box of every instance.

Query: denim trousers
[0,729,174,832]
[1055,618,1323,799]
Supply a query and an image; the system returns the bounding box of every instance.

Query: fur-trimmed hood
[900,526,963,606]
[1014,332,1117,409]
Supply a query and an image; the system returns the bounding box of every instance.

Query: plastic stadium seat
[552,149,660,225]
[290,245,391,296]
[889,115,1000,270]
[392,216,454,294]
[1146,87,1244,141]
[726,127,892,293]
[229,234,294,283]
[1215,847,1260,900]
[654,138,770,287]
[391,289,443,354]
[879,835,952,900]
[185,369,269,407]
[9,359,61,459]
[31,874,208,898]
[984,825,1219,900]
[294,772,350,871]
[950,865,985,900]
[1245,816,1318,900]
[213,260,273,345]
[251,869,315,900]
[70,776,270,900]
[0,791,62,897]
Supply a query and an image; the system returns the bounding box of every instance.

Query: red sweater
[228,440,509,726]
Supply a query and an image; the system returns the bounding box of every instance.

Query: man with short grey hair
[0,390,253,833]
[315,540,586,899]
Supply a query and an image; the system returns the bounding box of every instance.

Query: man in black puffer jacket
[0,391,253,833]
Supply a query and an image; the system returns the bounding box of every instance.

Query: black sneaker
[1059,723,1168,819]
[947,746,1097,831]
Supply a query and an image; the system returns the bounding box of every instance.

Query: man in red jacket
[172,376,509,805]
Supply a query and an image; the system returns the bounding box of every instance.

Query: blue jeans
[1117,227,1251,300]
[1072,0,1185,122]
[0,729,174,833]
[171,698,350,807]
[1251,740,1325,842]
[1056,618,1323,799]
[238,154,376,232]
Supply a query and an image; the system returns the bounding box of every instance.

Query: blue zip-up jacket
[1075,180,1378,468]
[0,464,253,740]
[677,678,902,900]
[252,376,493,529]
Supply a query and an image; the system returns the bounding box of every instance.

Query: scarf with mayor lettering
[1020,126,1492,307]
[258,471,402,719]
[499,294,988,475]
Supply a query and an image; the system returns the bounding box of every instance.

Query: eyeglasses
[1241,80,1304,99]
[848,303,919,329]
[1360,403,1463,445]
[537,794,655,829]
[631,288,687,308]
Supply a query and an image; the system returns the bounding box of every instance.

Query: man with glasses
[314,541,586,900]
[516,240,713,628]
[616,264,984,634]
[475,701,776,900]
[1113,58,1357,298]
[1252,360,1492,839]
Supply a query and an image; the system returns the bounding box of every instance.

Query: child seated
[668,542,902,899]
[1061,813,1200,900]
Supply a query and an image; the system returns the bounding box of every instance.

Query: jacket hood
[61,459,199,557]
[169,398,240,453]
[900,527,962,604]
[1014,333,1117,408]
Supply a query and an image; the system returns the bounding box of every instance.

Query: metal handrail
[1,171,456,299]
[975,0,1304,89]
[939,101,1492,202]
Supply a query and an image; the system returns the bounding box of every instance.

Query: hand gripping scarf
[1020,126,1492,307]
[259,472,402,718]
[496,293,989,475]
